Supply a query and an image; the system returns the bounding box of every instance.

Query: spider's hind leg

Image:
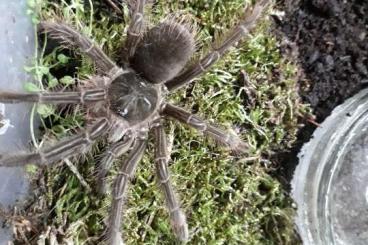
[125,0,146,59]
[165,0,269,91]
[105,0,123,15]
[152,120,189,242]
[105,137,146,245]
[96,135,134,195]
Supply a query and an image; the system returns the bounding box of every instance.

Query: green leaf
[25,164,38,175]
[24,82,41,92]
[26,9,34,16]
[32,16,40,25]
[48,76,59,88]
[37,104,54,118]
[60,76,74,85]
[27,0,35,8]
[37,66,50,75]
[24,66,34,73]
[57,54,70,64]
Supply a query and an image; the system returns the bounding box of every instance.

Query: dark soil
[273,0,368,184]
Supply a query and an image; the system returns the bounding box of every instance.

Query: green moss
[21,0,306,244]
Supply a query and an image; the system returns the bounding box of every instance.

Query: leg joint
[107,149,118,158]
[85,43,95,53]
[84,131,93,144]
[239,25,249,34]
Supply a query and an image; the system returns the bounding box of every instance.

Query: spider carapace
[108,72,161,126]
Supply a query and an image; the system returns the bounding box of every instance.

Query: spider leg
[125,0,146,58]
[162,103,248,153]
[106,137,147,245]
[39,22,121,75]
[0,88,106,104]
[0,118,110,167]
[152,121,189,242]
[105,0,123,14]
[164,0,269,91]
[96,135,134,195]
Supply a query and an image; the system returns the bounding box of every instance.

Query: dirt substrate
[273,0,368,182]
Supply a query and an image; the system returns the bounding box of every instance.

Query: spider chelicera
[0,0,268,243]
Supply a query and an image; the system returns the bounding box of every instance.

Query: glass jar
[292,89,368,244]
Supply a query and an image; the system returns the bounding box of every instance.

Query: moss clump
[17,0,305,244]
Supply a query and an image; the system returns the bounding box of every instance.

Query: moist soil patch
[273,0,368,184]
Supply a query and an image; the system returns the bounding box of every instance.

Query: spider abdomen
[130,21,195,84]
[108,72,160,126]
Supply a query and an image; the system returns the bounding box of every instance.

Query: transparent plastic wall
[0,1,35,243]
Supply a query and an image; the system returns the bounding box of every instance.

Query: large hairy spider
[0,0,268,243]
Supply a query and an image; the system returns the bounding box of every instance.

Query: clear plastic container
[0,1,35,243]
[292,88,368,244]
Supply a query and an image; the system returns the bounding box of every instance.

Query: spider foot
[225,134,249,155]
[170,209,189,242]
[104,230,125,245]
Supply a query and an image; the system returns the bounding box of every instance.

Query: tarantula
[0,0,268,243]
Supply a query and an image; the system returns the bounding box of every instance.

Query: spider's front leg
[152,121,189,242]
[39,22,121,75]
[164,0,269,91]
[0,88,106,104]
[0,118,110,167]
[163,103,248,154]
[105,137,147,245]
